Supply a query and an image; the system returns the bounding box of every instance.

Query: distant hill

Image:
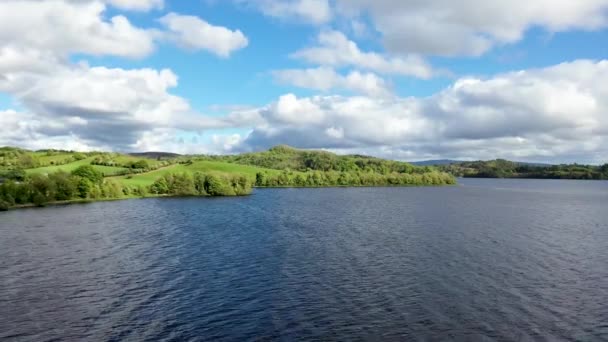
[515,161,553,167]
[437,159,607,179]
[221,145,428,174]
[411,159,463,166]
[411,159,554,167]
[129,152,181,159]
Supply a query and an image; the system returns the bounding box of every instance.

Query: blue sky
[1,0,608,163]
[88,2,608,104]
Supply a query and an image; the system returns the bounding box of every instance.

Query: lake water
[1,179,607,341]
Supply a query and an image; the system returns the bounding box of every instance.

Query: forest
[221,145,431,174]
[0,165,254,210]
[438,159,608,179]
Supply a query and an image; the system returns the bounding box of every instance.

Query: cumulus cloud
[231,60,608,163]
[292,30,435,79]
[2,0,608,163]
[334,0,608,56]
[272,67,392,97]
[235,0,331,24]
[0,1,249,62]
[106,0,164,11]
[3,55,607,160]
[0,0,156,59]
[159,13,249,57]
[0,61,263,151]
[1,63,181,150]
[0,0,252,152]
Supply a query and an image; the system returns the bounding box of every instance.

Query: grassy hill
[222,145,431,174]
[0,145,456,210]
[25,157,130,176]
[114,160,287,187]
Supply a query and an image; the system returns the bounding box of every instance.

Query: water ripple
[0,179,607,341]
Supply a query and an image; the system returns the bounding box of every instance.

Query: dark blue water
[1,179,607,341]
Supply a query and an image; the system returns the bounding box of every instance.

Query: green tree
[76,178,93,198]
[72,165,103,184]
[193,172,208,195]
[3,169,26,181]
[17,154,37,168]
[102,179,124,198]
[72,153,86,161]
[131,160,149,169]
[204,174,230,196]
[255,172,266,187]
[150,176,169,194]
[49,171,77,200]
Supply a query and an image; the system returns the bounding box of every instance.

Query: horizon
[1,1,608,164]
[1,144,603,166]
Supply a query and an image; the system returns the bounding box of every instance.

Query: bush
[0,200,9,211]
[32,193,48,207]
[72,153,86,161]
[130,160,149,169]
[204,174,233,196]
[149,172,252,197]
[76,178,93,198]
[3,169,26,181]
[72,165,103,184]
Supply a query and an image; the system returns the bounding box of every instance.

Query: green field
[32,153,78,166]
[107,154,167,168]
[26,157,129,176]
[113,161,287,187]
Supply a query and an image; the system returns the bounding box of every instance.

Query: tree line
[150,172,252,196]
[220,145,433,174]
[439,159,608,179]
[0,147,90,169]
[0,166,252,211]
[255,170,455,187]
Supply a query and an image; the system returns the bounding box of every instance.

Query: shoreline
[0,183,457,211]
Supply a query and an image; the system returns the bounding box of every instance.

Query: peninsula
[0,145,455,210]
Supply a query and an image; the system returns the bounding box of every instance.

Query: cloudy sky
[1,0,607,163]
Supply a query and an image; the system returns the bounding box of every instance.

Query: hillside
[411,159,463,166]
[129,152,181,159]
[439,159,608,179]
[223,145,431,174]
[0,145,455,210]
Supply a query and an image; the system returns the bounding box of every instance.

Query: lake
[1,179,607,341]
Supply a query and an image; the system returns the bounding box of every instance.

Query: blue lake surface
[1,179,607,341]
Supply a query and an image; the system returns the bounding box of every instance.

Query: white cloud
[159,13,249,57]
[0,1,248,62]
[292,30,435,79]
[0,61,259,151]
[211,134,246,153]
[0,0,156,59]
[273,67,392,97]
[106,0,164,11]
[0,109,103,151]
[2,0,608,163]
[0,63,189,150]
[232,60,608,163]
[264,94,327,125]
[0,0,252,152]
[236,0,331,24]
[2,59,608,161]
[335,0,608,56]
